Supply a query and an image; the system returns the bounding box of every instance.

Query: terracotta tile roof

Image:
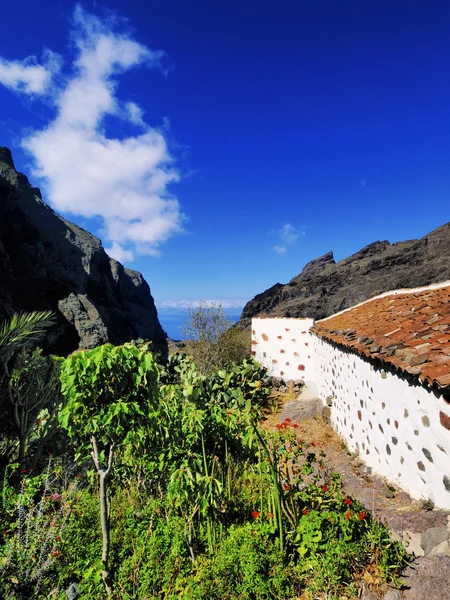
[311,283,450,391]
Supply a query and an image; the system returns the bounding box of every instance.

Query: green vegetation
[181,301,249,374]
[0,312,408,599]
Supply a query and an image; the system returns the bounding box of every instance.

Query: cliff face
[239,222,450,328]
[0,147,166,354]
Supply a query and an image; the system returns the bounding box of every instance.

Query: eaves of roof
[311,283,450,391]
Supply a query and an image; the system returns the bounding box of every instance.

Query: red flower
[345,511,352,520]
[275,424,282,429]
[251,511,261,519]
[343,498,352,505]
[20,469,27,474]
[358,511,367,521]
[292,423,299,428]
[284,418,292,423]
[321,485,327,492]
[283,484,291,491]
[302,508,309,515]
[267,512,274,518]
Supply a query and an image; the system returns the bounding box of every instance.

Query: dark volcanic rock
[239,222,450,328]
[0,147,166,354]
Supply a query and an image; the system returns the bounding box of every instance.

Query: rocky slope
[239,222,450,328]
[0,147,166,354]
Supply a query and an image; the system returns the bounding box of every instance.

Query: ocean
[157,308,243,341]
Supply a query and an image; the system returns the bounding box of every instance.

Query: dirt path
[263,390,450,600]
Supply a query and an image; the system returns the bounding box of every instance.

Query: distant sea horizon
[157,307,244,340]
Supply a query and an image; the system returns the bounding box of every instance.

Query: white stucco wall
[252,316,450,509]
[312,335,450,509]
[251,318,315,381]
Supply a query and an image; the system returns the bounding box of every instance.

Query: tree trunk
[91,436,115,596]
[99,473,113,595]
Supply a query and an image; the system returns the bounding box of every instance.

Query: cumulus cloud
[0,5,184,263]
[0,50,61,95]
[272,223,303,254]
[160,299,248,309]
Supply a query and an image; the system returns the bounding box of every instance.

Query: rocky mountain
[0,147,167,354]
[239,222,450,328]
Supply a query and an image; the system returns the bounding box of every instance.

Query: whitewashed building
[252,282,450,509]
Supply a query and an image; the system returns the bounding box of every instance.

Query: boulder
[421,527,450,557]
[279,398,324,422]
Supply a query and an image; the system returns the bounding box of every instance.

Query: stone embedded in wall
[280,349,285,353]
[298,364,305,371]
[422,448,433,462]
[394,420,399,429]
[277,335,282,339]
[444,476,450,492]
[357,410,362,421]
[422,415,431,427]
[440,411,450,431]
[404,409,409,417]
[392,437,398,445]
[418,461,426,471]
[262,333,269,341]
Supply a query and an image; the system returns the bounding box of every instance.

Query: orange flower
[267,512,274,518]
[343,498,352,505]
[302,508,309,515]
[358,511,367,521]
[283,484,291,491]
[345,511,352,520]
[251,511,261,519]
[321,485,327,492]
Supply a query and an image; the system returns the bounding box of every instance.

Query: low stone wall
[252,316,450,509]
[251,317,315,381]
[312,335,450,509]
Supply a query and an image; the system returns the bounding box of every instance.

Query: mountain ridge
[0,146,167,354]
[239,222,450,328]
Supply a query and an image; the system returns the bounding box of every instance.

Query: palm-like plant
[0,311,55,362]
[0,311,58,464]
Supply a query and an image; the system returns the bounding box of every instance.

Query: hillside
[0,147,166,354]
[239,222,450,328]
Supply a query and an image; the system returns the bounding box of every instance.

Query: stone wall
[252,317,450,509]
[251,317,315,381]
[313,336,450,509]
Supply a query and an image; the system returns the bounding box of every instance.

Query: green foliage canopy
[59,343,159,460]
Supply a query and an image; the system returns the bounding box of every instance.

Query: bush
[182,302,249,374]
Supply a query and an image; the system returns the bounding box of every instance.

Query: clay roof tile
[312,283,450,390]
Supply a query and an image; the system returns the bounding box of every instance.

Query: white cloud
[0,5,184,263]
[272,223,303,254]
[160,299,248,309]
[0,50,61,95]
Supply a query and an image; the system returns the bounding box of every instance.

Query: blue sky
[1,1,449,310]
